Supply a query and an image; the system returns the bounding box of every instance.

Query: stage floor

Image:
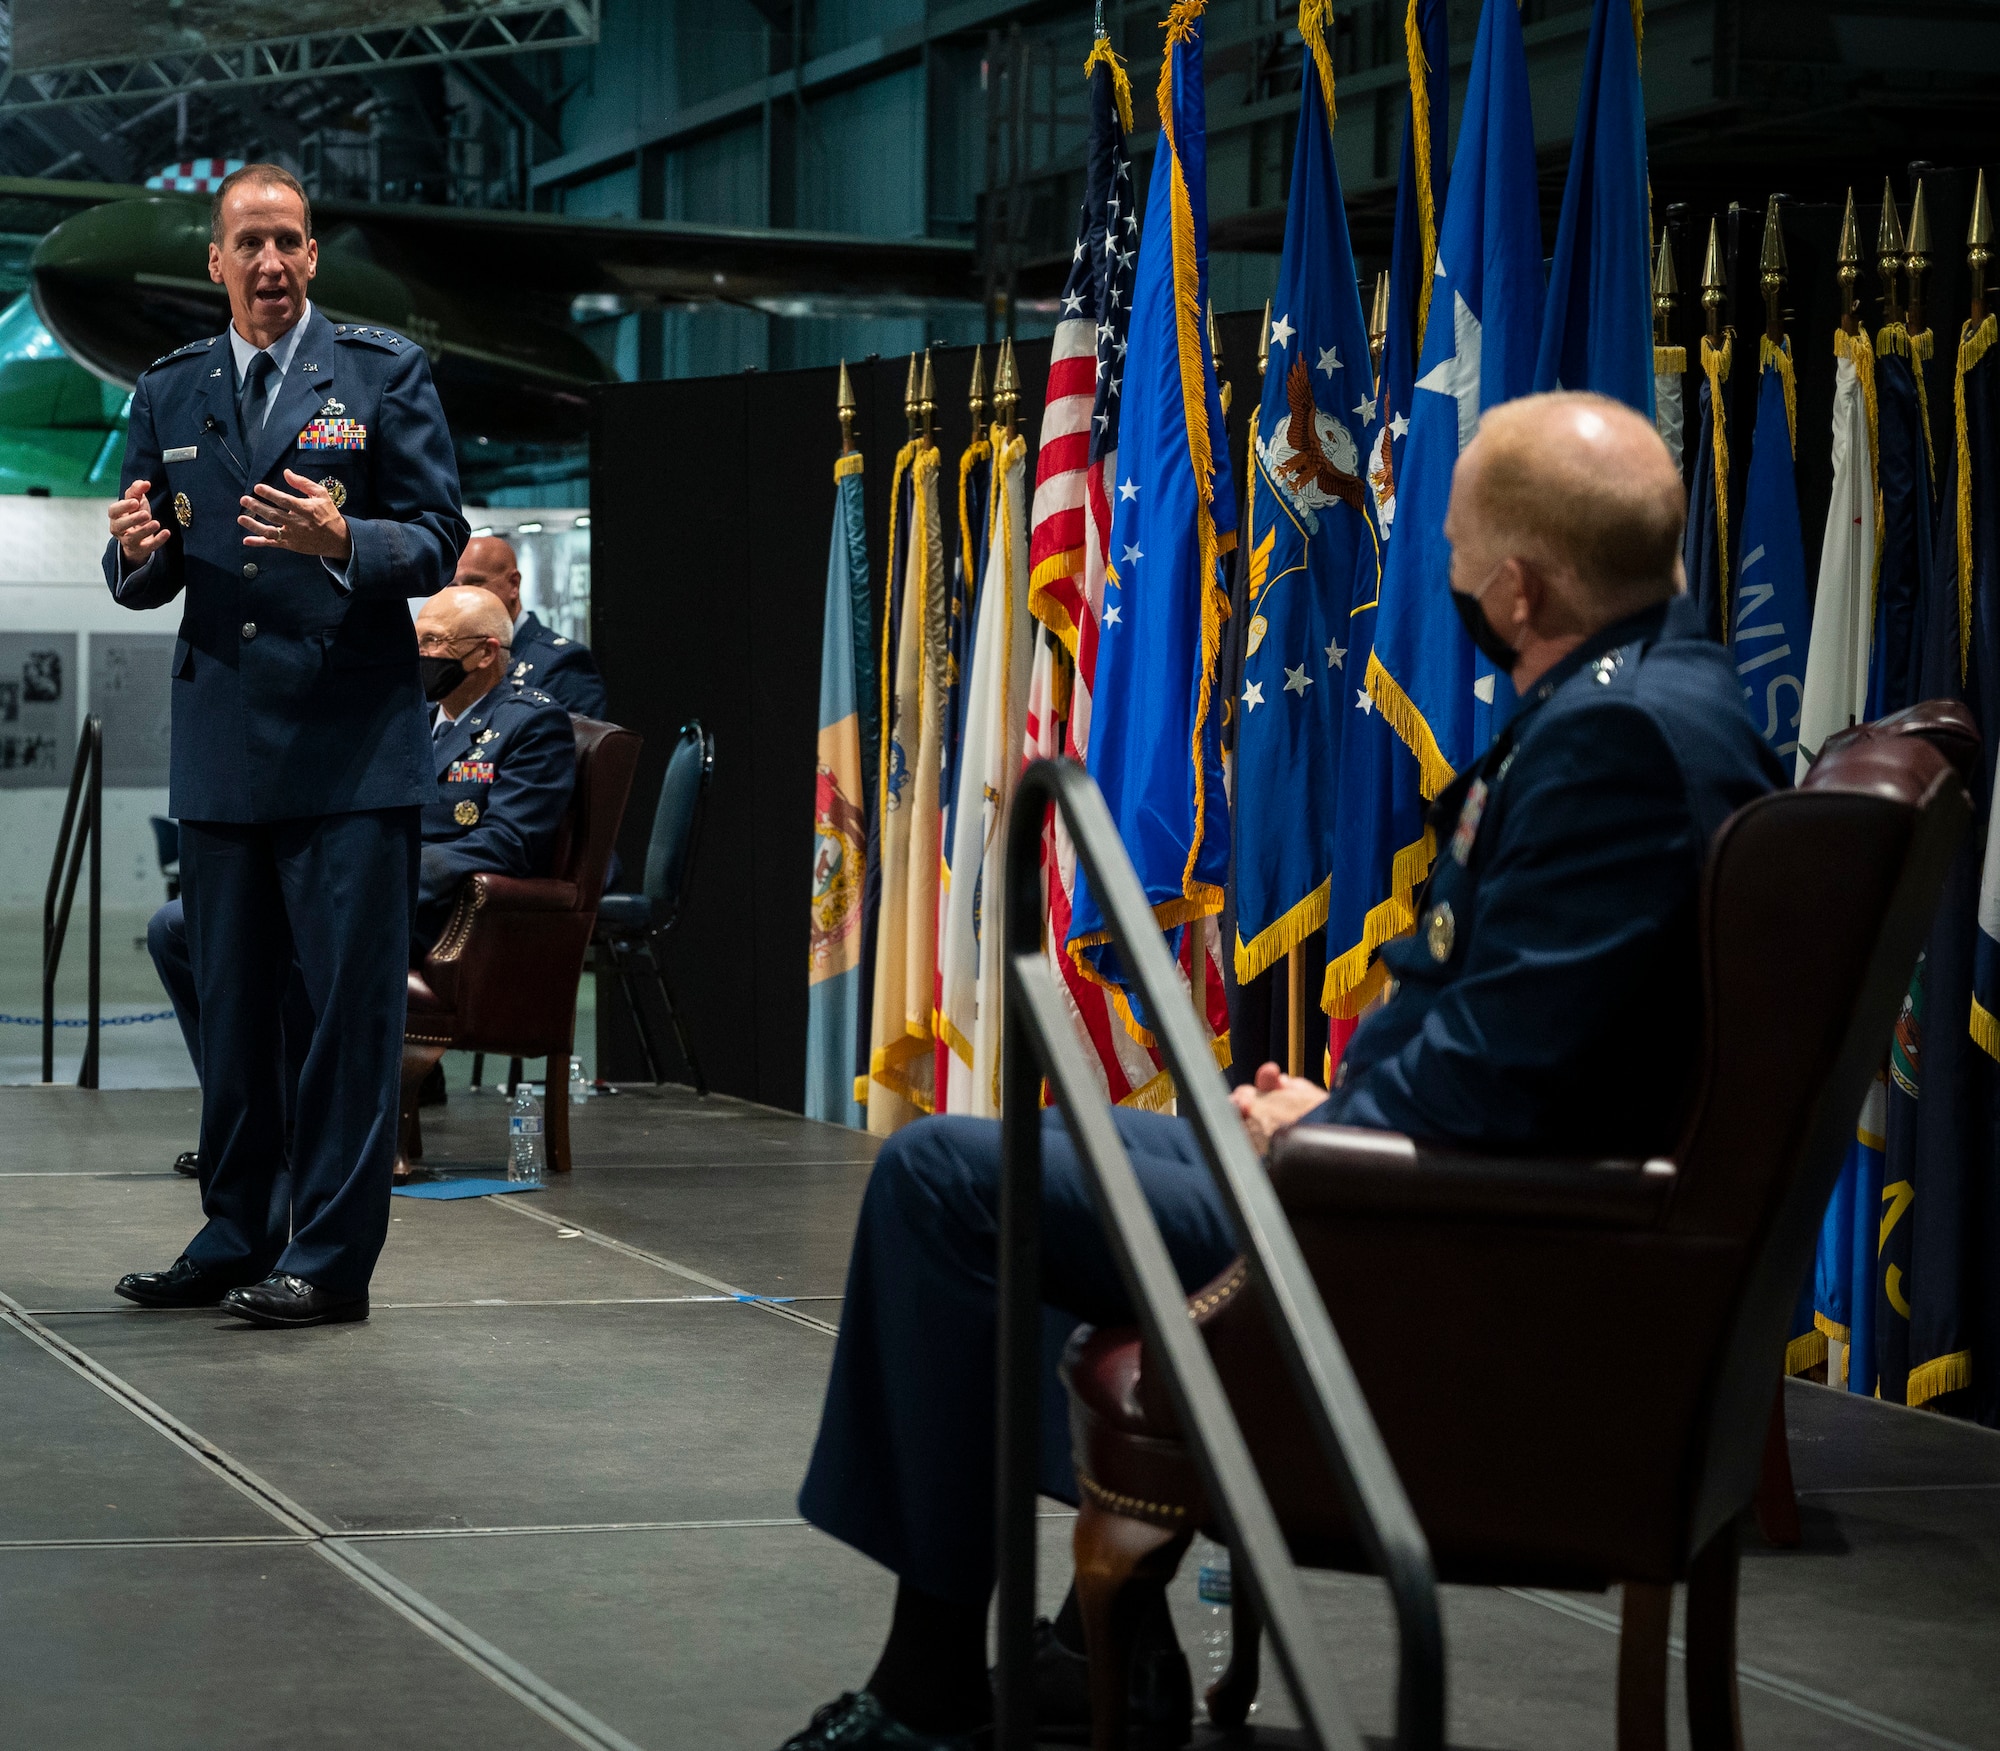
[2,1083,1996,1751]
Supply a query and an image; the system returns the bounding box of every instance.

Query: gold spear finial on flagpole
[1700,217,1727,343]
[1878,178,1907,326]
[1653,227,1680,347]
[903,352,920,438]
[994,336,1020,439]
[836,359,857,453]
[1837,188,1861,334]
[967,345,987,428]
[1257,297,1272,380]
[918,347,937,442]
[1208,302,1231,416]
[1369,273,1390,374]
[1759,194,1787,342]
[1907,179,1932,334]
[1967,168,1993,324]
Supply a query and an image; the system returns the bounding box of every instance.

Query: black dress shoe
[172,1150,199,1178]
[114,1256,251,1309]
[1019,1608,1193,1747]
[221,1273,369,1329]
[777,1692,986,1750]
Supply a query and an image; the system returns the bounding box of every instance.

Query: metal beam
[0,2,599,114]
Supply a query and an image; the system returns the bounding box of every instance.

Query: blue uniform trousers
[179,808,418,1296]
[147,897,313,1140]
[798,1109,1238,1608]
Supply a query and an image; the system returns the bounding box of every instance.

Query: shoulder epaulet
[142,336,218,374]
[333,325,411,354]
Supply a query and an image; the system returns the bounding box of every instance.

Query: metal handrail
[995,757,1444,1751]
[42,716,103,1089]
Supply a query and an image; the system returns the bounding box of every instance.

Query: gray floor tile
[0,1541,577,1750]
[0,1324,275,1544]
[71,1300,835,1534]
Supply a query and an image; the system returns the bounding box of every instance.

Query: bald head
[418,584,515,649]
[1450,392,1686,629]
[454,535,523,618]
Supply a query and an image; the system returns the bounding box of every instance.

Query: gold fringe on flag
[1701,331,1733,630]
[1760,331,1797,455]
[1907,1348,1972,1406]
[1082,34,1135,136]
[1404,0,1439,350]
[1298,0,1338,123]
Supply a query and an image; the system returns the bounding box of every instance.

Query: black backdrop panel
[588,315,1267,1111]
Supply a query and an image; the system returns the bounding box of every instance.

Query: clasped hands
[1230,1061,1327,1155]
[107,472,352,566]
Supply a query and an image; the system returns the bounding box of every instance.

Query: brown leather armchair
[400,716,642,1178]
[1060,702,1977,1751]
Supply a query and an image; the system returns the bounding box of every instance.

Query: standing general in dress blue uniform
[146,586,575,1181]
[105,164,468,1329]
[452,533,608,719]
[777,395,1787,1751]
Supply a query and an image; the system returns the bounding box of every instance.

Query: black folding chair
[592,719,713,1095]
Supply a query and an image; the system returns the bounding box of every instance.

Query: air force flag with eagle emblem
[1232,14,1384,985]
[1366,0,1543,799]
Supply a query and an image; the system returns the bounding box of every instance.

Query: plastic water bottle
[568,1055,592,1105]
[1192,1535,1232,1693]
[508,1083,545,1184]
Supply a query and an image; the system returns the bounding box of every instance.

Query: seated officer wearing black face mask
[778,393,1785,1751]
[147,583,574,1176]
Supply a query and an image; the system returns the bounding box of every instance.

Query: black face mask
[420,655,468,702]
[1451,581,1518,673]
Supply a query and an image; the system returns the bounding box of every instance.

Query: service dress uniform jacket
[417,680,577,944]
[1320,591,1787,1156]
[106,306,468,820]
[104,305,467,1300]
[507,609,608,720]
[798,589,1785,1609]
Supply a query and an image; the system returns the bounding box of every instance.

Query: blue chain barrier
[0,1011,176,1027]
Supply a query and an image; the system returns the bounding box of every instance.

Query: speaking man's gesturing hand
[239,470,352,559]
[109,479,171,565]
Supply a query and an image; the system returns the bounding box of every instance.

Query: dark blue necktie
[238,349,275,434]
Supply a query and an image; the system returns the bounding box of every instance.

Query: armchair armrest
[421,873,585,1019]
[1267,1123,1677,1230]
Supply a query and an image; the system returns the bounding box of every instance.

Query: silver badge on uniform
[1426,902,1456,963]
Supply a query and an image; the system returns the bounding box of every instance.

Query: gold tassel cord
[1404,0,1438,351]
[1701,332,1733,630]
[1298,0,1338,124]
[1955,314,1997,685]
[878,440,919,848]
[1630,0,1643,67]
[1760,332,1797,457]
[1157,0,1230,920]
[1081,34,1135,136]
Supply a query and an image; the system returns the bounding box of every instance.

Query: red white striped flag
[1024,38,1230,1107]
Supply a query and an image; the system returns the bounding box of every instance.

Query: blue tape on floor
[392,1178,543,1201]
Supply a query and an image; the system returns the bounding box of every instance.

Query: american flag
[1027,44,1229,1106]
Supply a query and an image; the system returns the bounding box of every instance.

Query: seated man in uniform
[452,533,608,719]
[149,585,575,1177]
[777,394,1786,1751]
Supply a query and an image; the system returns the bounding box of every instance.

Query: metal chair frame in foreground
[994,756,1444,1751]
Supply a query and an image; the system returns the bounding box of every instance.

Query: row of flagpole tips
[798,0,1999,1418]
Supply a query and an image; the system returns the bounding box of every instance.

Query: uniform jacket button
[243,561,259,579]
[241,622,257,640]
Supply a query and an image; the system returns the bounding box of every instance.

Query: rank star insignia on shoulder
[144,337,216,374]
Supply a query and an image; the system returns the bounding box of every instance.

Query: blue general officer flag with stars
[1366,0,1542,799]
[1069,0,1237,1032]
[1733,338,1811,764]
[1233,17,1382,986]
[1321,0,1448,1031]
[1533,0,1653,415]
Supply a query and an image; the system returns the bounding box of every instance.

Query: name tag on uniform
[298,417,368,452]
[163,446,197,463]
[445,760,495,784]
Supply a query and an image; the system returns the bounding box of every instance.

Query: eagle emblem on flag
[1258,354,1364,533]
